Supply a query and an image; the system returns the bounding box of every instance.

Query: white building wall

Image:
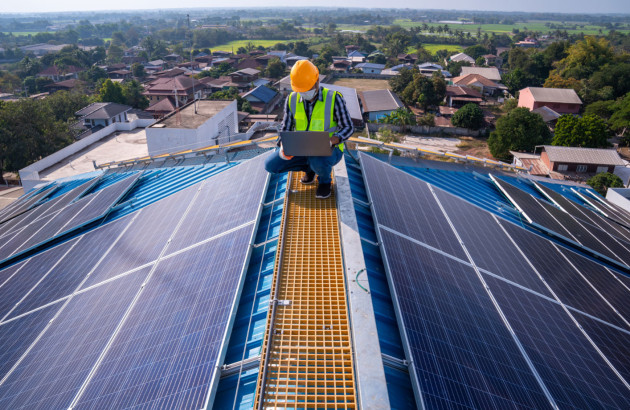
[146,100,238,156]
[606,188,630,212]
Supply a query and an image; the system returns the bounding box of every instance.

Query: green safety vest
[288,87,344,152]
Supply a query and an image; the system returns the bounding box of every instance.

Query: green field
[2,31,42,36]
[421,44,463,53]
[211,39,299,52]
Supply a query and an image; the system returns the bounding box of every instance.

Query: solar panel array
[0,153,270,409]
[359,152,630,409]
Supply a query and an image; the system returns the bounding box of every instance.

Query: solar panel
[0,173,140,263]
[74,226,254,409]
[167,152,269,252]
[581,190,630,229]
[359,152,630,409]
[0,266,150,409]
[493,177,630,268]
[0,186,57,224]
[535,182,630,242]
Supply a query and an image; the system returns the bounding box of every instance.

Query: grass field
[421,44,463,53]
[2,31,42,36]
[211,39,299,52]
[329,78,391,91]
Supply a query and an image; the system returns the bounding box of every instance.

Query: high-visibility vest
[288,87,344,152]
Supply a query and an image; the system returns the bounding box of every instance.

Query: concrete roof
[151,100,232,129]
[360,89,404,112]
[460,66,501,81]
[525,87,582,104]
[542,145,625,166]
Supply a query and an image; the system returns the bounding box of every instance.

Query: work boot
[316,183,332,199]
[300,171,316,185]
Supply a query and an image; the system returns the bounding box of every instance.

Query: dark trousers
[264,147,343,184]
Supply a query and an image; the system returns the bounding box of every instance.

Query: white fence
[19,117,155,192]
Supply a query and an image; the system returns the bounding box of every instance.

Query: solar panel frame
[0,185,57,224]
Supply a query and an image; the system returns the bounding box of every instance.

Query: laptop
[279,131,332,157]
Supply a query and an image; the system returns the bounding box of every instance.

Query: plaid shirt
[280,87,355,143]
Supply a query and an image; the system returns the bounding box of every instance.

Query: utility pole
[187,13,197,114]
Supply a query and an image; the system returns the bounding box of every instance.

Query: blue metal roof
[244,85,278,104]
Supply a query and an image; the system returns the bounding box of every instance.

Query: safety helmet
[290,60,319,92]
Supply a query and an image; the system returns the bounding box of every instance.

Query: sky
[2,1,630,14]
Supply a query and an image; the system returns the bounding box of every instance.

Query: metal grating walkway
[254,172,357,409]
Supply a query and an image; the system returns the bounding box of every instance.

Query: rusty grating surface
[254,172,357,409]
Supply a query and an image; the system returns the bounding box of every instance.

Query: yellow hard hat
[290,60,319,92]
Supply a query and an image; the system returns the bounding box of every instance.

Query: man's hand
[330,136,341,146]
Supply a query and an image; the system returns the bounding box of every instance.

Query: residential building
[360,89,404,121]
[37,65,83,82]
[397,53,418,64]
[347,50,366,64]
[75,102,132,129]
[460,66,502,82]
[321,83,364,128]
[330,59,352,73]
[518,87,582,114]
[417,62,451,78]
[146,99,239,155]
[143,75,204,106]
[145,97,178,119]
[108,69,132,81]
[44,79,85,93]
[354,63,385,74]
[483,54,503,68]
[451,74,507,96]
[532,106,561,127]
[448,52,475,64]
[445,85,483,107]
[284,55,309,68]
[164,53,183,65]
[539,145,625,174]
[274,74,326,96]
[229,68,260,84]
[19,43,68,56]
[242,85,281,114]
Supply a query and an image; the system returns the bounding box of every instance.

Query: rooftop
[524,87,583,104]
[360,89,404,112]
[541,145,625,166]
[150,100,232,129]
[460,66,502,81]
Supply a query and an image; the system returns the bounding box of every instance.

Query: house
[367,50,385,62]
[483,54,503,68]
[106,63,127,73]
[417,62,452,78]
[345,45,360,53]
[229,68,260,84]
[212,50,232,58]
[445,85,483,107]
[284,55,309,68]
[448,53,475,65]
[194,55,213,68]
[516,38,539,48]
[359,89,404,122]
[164,54,183,65]
[354,63,385,74]
[274,74,326,96]
[143,75,204,106]
[44,79,85,93]
[330,59,352,73]
[460,66,502,82]
[518,87,582,114]
[347,50,366,64]
[451,74,507,96]
[236,58,262,71]
[254,54,278,67]
[19,43,68,56]
[146,100,239,155]
[145,60,166,73]
[241,85,281,114]
[321,83,364,128]
[532,106,562,128]
[108,69,132,80]
[145,97,178,119]
[397,53,418,64]
[75,102,132,129]
[539,145,625,175]
[37,65,83,82]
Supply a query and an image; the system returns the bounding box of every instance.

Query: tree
[378,108,416,131]
[609,93,630,137]
[587,172,624,195]
[487,107,552,160]
[552,114,609,148]
[122,80,149,109]
[502,68,536,96]
[265,58,286,79]
[96,79,125,104]
[388,67,416,94]
[451,103,484,130]
[464,44,488,60]
[107,43,124,63]
[293,41,309,57]
[131,62,146,78]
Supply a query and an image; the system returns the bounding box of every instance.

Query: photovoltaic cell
[495,178,630,267]
[4,218,132,321]
[0,266,149,409]
[6,173,140,261]
[573,312,630,384]
[79,183,201,289]
[536,183,630,242]
[167,153,269,252]
[500,222,630,330]
[0,186,56,224]
[483,274,630,409]
[378,229,551,409]
[360,153,467,260]
[0,239,76,320]
[433,188,553,296]
[75,226,254,409]
[0,261,27,288]
[0,303,59,380]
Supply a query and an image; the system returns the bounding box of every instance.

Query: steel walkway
[254,172,357,409]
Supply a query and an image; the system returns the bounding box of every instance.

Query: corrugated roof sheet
[460,66,501,81]
[526,87,582,104]
[542,146,625,166]
[360,89,404,113]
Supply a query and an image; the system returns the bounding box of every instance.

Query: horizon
[2,2,630,15]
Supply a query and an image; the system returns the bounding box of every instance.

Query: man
[264,60,354,199]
